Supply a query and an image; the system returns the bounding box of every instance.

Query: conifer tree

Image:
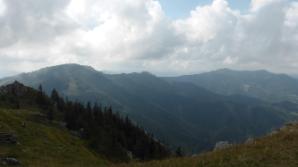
[175,147,183,157]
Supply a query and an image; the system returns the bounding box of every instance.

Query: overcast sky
[0,0,297,77]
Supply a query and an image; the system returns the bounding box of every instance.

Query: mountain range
[165,69,298,103]
[0,64,297,152]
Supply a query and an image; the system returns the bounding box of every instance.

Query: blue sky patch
[158,0,251,19]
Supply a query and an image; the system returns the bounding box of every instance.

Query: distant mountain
[165,69,298,103]
[0,64,294,152]
[290,74,298,79]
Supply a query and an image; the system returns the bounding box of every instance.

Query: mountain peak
[38,64,96,72]
[214,68,235,73]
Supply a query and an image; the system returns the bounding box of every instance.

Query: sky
[0,0,297,77]
[159,0,251,18]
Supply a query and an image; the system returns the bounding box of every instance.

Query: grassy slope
[116,124,298,167]
[0,108,107,167]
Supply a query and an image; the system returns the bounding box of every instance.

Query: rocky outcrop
[213,141,231,151]
[1,157,21,166]
[0,132,17,144]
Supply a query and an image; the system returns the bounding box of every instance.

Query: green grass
[0,108,107,167]
[115,123,298,167]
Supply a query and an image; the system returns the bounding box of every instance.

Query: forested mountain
[165,69,298,103]
[0,82,170,162]
[0,64,295,153]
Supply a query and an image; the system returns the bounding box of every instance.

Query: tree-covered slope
[115,123,298,167]
[0,82,170,166]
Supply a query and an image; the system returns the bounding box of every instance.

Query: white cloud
[166,0,298,74]
[174,0,238,42]
[251,0,281,11]
[0,0,297,76]
[0,0,6,16]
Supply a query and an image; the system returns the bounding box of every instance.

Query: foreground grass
[0,108,107,167]
[115,124,298,167]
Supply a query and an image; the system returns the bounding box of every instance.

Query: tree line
[48,88,170,161]
[0,82,171,161]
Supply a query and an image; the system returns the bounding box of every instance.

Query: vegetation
[0,108,106,167]
[115,123,298,167]
[0,81,170,165]
[59,94,170,161]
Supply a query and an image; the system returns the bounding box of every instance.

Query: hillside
[115,123,298,167]
[0,82,169,166]
[165,69,298,103]
[0,108,106,167]
[0,64,295,153]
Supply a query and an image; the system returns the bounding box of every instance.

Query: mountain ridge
[165,68,298,103]
[0,64,295,153]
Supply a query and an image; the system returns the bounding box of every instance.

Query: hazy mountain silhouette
[165,69,298,103]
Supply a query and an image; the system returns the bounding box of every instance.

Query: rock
[127,151,133,160]
[21,122,26,128]
[58,122,67,128]
[191,154,198,157]
[1,157,21,166]
[286,122,296,127]
[245,137,255,145]
[289,129,298,133]
[269,130,278,136]
[214,141,231,151]
[0,132,17,144]
[70,130,81,138]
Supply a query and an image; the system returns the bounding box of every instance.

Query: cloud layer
[0,0,297,76]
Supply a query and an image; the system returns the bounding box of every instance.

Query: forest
[0,81,170,162]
